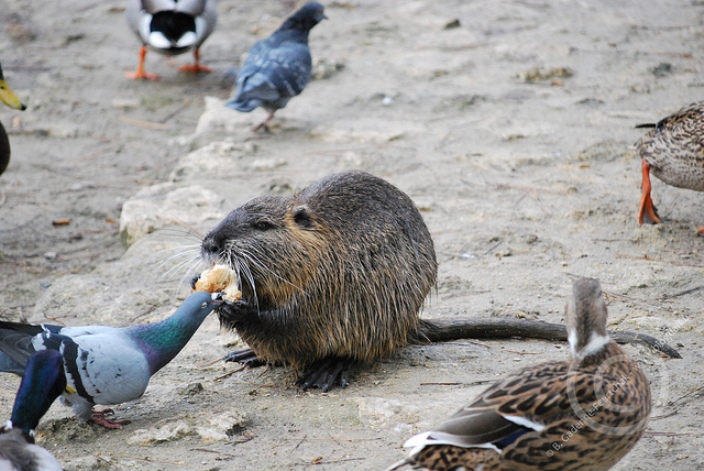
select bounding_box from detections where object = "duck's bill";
[0,80,26,111]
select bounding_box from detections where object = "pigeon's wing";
[0,321,51,367]
[60,331,151,406]
[58,325,120,337]
[0,352,26,374]
[233,39,312,104]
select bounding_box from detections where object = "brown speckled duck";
[636,100,704,232]
[0,62,27,176]
[387,277,651,471]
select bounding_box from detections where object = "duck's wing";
[405,361,572,457]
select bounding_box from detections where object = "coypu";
[194,171,680,392]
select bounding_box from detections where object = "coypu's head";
[201,195,331,309]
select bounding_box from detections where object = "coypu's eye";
[253,219,275,231]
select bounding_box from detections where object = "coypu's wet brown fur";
[200,171,437,373]
[198,171,680,390]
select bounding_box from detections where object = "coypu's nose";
[201,234,222,256]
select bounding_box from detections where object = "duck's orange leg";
[124,46,159,81]
[637,159,661,225]
[179,48,212,74]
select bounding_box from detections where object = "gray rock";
[119,184,224,248]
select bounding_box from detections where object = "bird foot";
[90,408,130,429]
[124,70,159,81]
[251,121,271,133]
[697,226,704,235]
[223,348,267,368]
[252,111,277,132]
[296,357,354,393]
[637,159,661,225]
[178,63,212,74]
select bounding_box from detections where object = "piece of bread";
[194,264,242,302]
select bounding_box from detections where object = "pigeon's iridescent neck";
[128,307,210,375]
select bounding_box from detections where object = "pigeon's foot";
[252,111,276,132]
[223,348,267,368]
[296,357,354,393]
[91,408,130,429]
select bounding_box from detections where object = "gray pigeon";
[0,291,222,428]
[125,0,218,80]
[0,350,65,471]
[226,2,327,130]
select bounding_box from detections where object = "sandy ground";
[1,0,703,470]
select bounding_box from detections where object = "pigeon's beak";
[211,292,225,306]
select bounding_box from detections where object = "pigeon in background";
[227,2,327,131]
[125,0,218,80]
[0,291,222,428]
[0,350,65,471]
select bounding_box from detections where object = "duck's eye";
[254,219,274,231]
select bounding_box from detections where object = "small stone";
[178,382,203,396]
[444,18,461,29]
[650,62,672,78]
[112,98,140,109]
[249,158,287,171]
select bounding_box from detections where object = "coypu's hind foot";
[223,348,267,368]
[297,357,355,392]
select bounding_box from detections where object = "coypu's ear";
[293,205,315,229]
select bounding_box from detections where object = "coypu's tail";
[417,318,681,359]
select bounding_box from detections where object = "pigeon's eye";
[201,302,208,309]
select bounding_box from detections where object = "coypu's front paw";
[189,274,201,290]
[216,299,258,322]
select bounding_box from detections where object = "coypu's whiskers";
[178,252,211,293]
[236,258,258,307]
[156,222,207,242]
[152,244,203,285]
[218,242,257,304]
[243,245,304,293]
[135,234,203,290]
[232,250,261,306]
